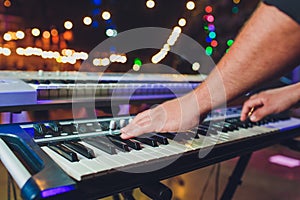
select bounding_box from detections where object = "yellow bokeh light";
[51,29,58,36]
[192,62,201,71]
[42,31,50,39]
[64,21,73,30]
[146,0,155,9]
[83,16,92,25]
[102,11,111,20]
[133,64,140,71]
[178,18,186,27]
[31,28,40,37]
[186,1,195,10]
[16,31,25,39]
[3,33,12,41]
[233,0,240,4]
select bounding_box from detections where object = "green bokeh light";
[205,46,213,56]
[227,39,234,46]
[134,58,142,66]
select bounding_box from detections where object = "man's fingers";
[240,97,263,121]
[249,106,274,122]
[120,123,154,139]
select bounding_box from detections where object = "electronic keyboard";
[0,70,204,107]
[1,107,300,200]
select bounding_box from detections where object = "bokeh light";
[31,28,40,37]
[102,11,111,20]
[186,1,195,10]
[146,0,155,9]
[64,21,73,30]
[83,16,92,25]
[178,18,186,27]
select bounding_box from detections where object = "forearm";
[195,2,300,115]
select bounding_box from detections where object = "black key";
[198,124,209,129]
[197,127,208,136]
[49,143,79,162]
[157,132,176,140]
[107,136,130,152]
[25,79,40,84]
[151,135,169,145]
[39,80,51,84]
[85,137,116,155]
[223,122,238,131]
[49,80,65,84]
[198,124,219,135]
[64,141,95,159]
[134,137,158,147]
[110,135,142,150]
[211,123,228,133]
[171,132,195,142]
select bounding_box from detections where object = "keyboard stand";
[220,153,252,200]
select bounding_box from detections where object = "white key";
[41,146,94,181]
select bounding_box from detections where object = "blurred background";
[0,0,260,73]
[2,1,300,200]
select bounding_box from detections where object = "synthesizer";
[0,71,204,108]
[1,107,300,200]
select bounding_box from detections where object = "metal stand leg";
[121,190,136,200]
[220,153,252,200]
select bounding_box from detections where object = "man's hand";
[240,83,300,122]
[120,91,203,139]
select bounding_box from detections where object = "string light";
[203,4,217,57]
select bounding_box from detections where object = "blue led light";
[92,21,99,28]
[41,185,76,198]
[93,0,102,6]
[105,19,112,24]
[92,8,101,15]
[205,36,212,43]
